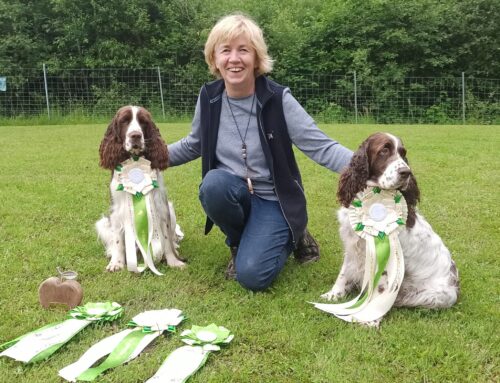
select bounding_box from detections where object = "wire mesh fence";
[0,66,498,124]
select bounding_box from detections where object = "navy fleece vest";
[199,76,307,245]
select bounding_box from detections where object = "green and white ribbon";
[146,324,234,383]
[313,187,407,323]
[0,302,123,363]
[116,157,176,276]
[59,308,184,382]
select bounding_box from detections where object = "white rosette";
[313,187,407,324]
[59,309,184,382]
[347,187,408,239]
[117,157,158,196]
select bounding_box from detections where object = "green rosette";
[68,301,124,322]
[180,324,234,351]
[0,302,123,364]
[146,324,234,383]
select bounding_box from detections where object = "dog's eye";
[119,117,131,125]
[379,147,390,156]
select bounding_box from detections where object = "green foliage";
[1,0,498,76]
[0,0,498,123]
[0,123,498,382]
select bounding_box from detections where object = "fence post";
[353,71,358,123]
[461,72,466,124]
[157,66,166,119]
[43,63,50,119]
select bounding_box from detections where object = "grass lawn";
[0,122,498,382]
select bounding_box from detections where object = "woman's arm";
[283,89,353,173]
[168,96,202,166]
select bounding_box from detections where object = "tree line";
[1,0,498,122]
[2,0,498,77]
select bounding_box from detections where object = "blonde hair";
[204,14,274,78]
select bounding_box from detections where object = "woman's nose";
[228,49,240,61]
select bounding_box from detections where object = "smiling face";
[214,35,257,97]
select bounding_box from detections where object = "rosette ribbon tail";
[313,234,404,322]
[0,302,123,364]
[124,193,163,276]
[59,308,184,382]
[146,324,234,383]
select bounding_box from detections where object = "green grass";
[0,123,498,382]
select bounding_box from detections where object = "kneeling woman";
[168,14,352,291]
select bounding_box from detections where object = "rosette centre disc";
[196,330,218,342]
[128,168,145,184]
[369,202,388,222]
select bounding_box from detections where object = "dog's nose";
[398,167,411,178]
[129,132,142,141]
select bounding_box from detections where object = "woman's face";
[215,35,257,97]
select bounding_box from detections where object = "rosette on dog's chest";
[349,187,407,239]
[312,187,407,324]
[115,157,158,196]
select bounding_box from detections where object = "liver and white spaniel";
[96,106,185,272]
[322,132,459,315]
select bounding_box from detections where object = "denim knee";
[199,169,230,204]
[236,259,276,292]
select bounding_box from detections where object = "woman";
[168,14,352,291]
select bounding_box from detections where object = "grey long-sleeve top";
[168,88,353,200]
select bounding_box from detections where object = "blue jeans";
[199,169,293,291]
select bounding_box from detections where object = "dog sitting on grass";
[320,132,459,326]
[96,106,185,273]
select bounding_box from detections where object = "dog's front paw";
[320,287,347,301]
[167,257,187,269]
[359,318,382,329]
[106,259,124,272]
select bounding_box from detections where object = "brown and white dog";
[96,106,185,272]
[321,132,459,319]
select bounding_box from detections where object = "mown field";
[0,123,498,382]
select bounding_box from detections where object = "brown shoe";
[225,246,238,280]
[293,229,320,264]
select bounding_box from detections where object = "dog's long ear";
[99,114,128,170]
[144,117,169,170]
[401,173,420,228]
[337,140,370,207]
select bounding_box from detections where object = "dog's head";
[99,106,169,170]
[337,132,420,227]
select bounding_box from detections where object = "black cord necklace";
[226,92,256,194]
